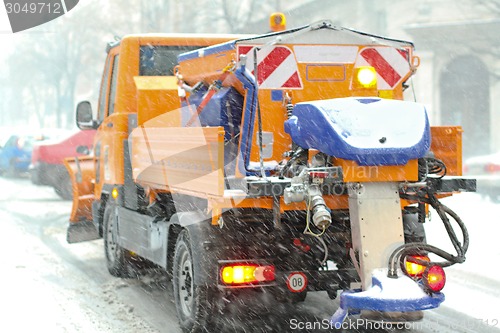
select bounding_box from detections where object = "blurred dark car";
[30,129,96,199]
[0,133,37,176]
[464,152,500,202]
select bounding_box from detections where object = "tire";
[6,160,17,178]
[54,171,73,200]
[30,168,41,185]
[173,230,219,333]
[403,212,426,244]
[103,203,136,278]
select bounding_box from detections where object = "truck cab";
[66,34,245,240]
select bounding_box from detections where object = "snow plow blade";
[67,220,99,243]
[64,156,99,243]
[330,270,444,326]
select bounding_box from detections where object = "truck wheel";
[173,230,218,333]
[403,212,426,243]
[103,203,135,278]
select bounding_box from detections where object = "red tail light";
[485,163,500,173]
[423,265,446,292]
[404,255,430,278]
[220,264,275,285]
[309,171,329,178]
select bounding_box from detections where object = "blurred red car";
[30,129,96,199]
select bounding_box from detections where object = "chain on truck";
[64,13,476,332]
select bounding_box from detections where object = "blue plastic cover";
[182,87,243,141]
[284,97,430,166]
[182,87,243,175]
[178,40,236,62]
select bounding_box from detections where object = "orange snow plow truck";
[66,18,475,332]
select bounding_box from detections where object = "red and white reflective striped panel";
[355,47,411,90]
[237,45,302,89]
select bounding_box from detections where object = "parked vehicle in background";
[30,129,96,200]
[0,129,71,178]
[0,132,37,177]
[464,152,500,202]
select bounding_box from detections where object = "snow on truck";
[66,17,476,332]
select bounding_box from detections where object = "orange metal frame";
[69,32,464,226]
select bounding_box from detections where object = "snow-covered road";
[0,177,498,333]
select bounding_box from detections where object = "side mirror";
[76,145,90,155]
[76,101,98,130]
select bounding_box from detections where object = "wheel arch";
[169,211,220,286]
[93,192,109,237]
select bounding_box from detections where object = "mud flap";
[174,212,217,286]
[67,220,100,243]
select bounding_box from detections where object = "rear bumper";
[217,267,359,293]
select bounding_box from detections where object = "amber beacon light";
[270,12,286,32]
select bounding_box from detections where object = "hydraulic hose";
[278,147,305,179]
[388,191,469,278]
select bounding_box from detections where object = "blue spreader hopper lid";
[284,97,430,166]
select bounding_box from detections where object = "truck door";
[94,48,120,199]
[65,49,119,243]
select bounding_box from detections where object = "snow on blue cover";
[284,97,430,166]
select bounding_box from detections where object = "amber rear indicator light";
[404,255,430,278]
[220,264,275,285]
